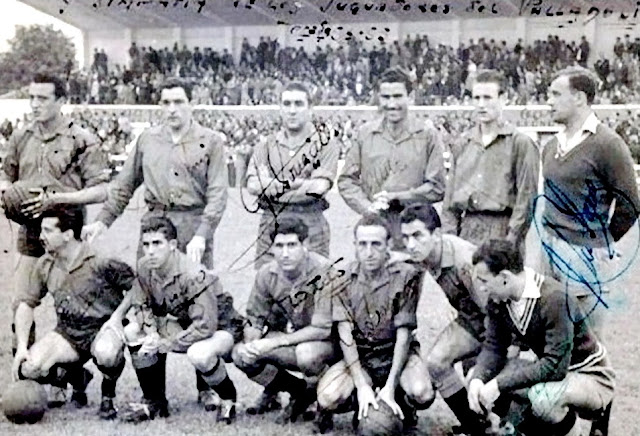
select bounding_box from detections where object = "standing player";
[399,204,491,435]
[245,81,339,269]
[338,67,445,244]
[539,66,640,336]
[0,73,110,405]
[468,240,614,436]
[442,69,539,252]
[119,216,243,423]
[316,215,435,434]
[232,217,338,425]
[82,78,228,270]
[12,206,135,420]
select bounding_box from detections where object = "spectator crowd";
[55,32,640,106]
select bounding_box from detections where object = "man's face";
[355,225,389,273]
[40,217,70,254]
[160,87,192,130]
[280,90,311,132]
[29,83,63,124]
[272,233,306,272]
[471,262,508,303]
[141,231,175,270]
[401,220,437,264]
[378,82,410,124]
[547,76,578,125]
[472,82,503,124]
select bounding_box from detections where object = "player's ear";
[499,270,514,286]
[169,239,178,251]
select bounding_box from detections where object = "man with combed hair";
[467,239,615,436]
[83,78,228,270]
[338,67,445,245]
[539,66,640,336]
[12,206,134,420]
[233,217,339,427]
[399,203,492,435]
[442,69,539,252]
[316,215,435,434]
[245,81,339,269]
[118,216,244,423]
[0,73,110,405]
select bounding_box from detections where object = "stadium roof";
[19,0,637,31]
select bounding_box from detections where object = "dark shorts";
[357,339,421,388]
[217,293,245,344]
[18,222,45,257]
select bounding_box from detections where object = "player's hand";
[467,378,485,414]
[82,221,107,242]
[12,346,29,381]
[139,332,161,355]
[356,384,379,420]
[20,189,53,219]
[376,384,404,420]
[479,379,500,411]
[157,338,173,354]
[187,235,206,265]
[250,338,279,356]
[235,343,258,365]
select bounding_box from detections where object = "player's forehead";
[29,83,56,99]
[549,75,572,94]
[273,233,301,244]
[472,81,500,98]
[41,217,61,231]
[400,219,429,235]
[379,82,408,96]
[160,87,189,102]
[141,231,169,244]
[281,90,308,105]
[355,225,388,242]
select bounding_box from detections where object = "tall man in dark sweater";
[468,240,614,436]
[539,66,640,339]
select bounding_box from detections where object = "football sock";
[134,353,167,403]
[96,359,125,398]
[265,369,307,397]
[443,388,487,432]
[213,376,237,401]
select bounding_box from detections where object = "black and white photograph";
[0,1,639,435]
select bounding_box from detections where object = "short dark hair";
[553,66,597,104]
[354,214,392,240]
[281,81,313,106]
[399,203,441,233]
[270,217,309,243]
[41,206,85,240]
[140,216,178,242]
[377,67,413,94]
[32,73,67,99]
[471,239,523,275]
[158,78,192,101]
[474,69,507,95]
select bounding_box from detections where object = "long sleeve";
[196,134,228,239]
[338,134,373,215]
[507,134,540,245]
[474,301,511,383]
[494,296,573,391]
[601,136,640,242]
[96,135,145,227]
[402,128,445,204]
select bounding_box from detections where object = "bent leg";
[295,340,336,377]
[317,360,356,412]
[21,331,80,379]
[400,352,435,409]
[91,327,126,399]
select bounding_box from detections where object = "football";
[2,380,48,424]
[357,402,404,436]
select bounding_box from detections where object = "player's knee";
[19,360,45,380]
[528,388,567,423]
[123,322,143,344]
[295,343,326,376]
[93,341,123,368]
[231,344,255,371]
[426,348,454,377]
[317,381,345,411]
[187,343,212,371]
[404,378,436,408]
[317,365,351,411]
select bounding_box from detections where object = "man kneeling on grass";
[316,214,435,434]
[232,217,340,427]
[12,206,135,420]
[467,239,615,436]
[119,216,244,424]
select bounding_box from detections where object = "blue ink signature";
[532,178,640,321]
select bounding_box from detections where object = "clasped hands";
[235,337,280,366]
[467,378,500,414]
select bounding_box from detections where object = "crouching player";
[120,216,244,424]
[316,215,435,434]
[11,206,135,420]
[232,217,339,426]
[467,240,615,436]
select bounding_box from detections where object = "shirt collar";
[274,122,316,147]
[520,266,544,300]
[26,115,72,139]
[556,112,600,139]
[151,250,185,286]
[66,242,97,273]
[160,119,205,145]
[427,237,454,279]
[469,120,516,146]
[371,116,425,136]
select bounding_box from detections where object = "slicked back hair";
[471,239,523,275]
[140,216,178,242]
[553,66,598,105]
[32,73,67,99]
[269,216,309,243]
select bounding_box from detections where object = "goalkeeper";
[12,206,135,420]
